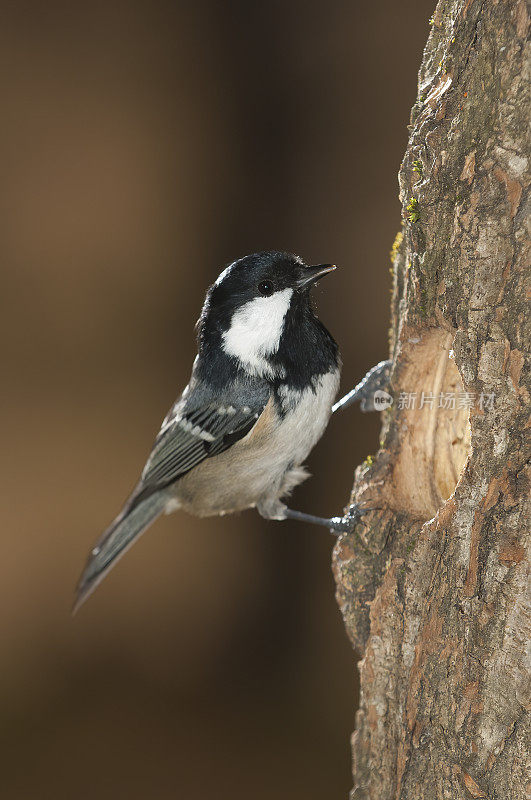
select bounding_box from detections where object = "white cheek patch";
[222,288,293,375]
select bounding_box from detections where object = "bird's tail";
[73,491,168,614]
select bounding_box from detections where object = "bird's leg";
[258,499,365,535]
[332,359,392,414]
[283,505,365,534]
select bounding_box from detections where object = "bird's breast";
[271,369,341,461]
[171,368,340,516]
[228,368,341,459]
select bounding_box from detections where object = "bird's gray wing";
[139,399,265,494]
[73,395,267,612]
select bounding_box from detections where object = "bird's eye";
[258,280,275,296]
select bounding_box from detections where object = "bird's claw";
[329,503,367,534]
[330,500,384,535]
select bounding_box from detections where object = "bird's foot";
[281,502,367,535]
[332,359,392,414]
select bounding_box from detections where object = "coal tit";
[74,251,390,611]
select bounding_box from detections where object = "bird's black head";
[206,250,335,310]
[197,251,339,387]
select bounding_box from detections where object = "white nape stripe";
[214,263,235,286]
[222,288,293,376]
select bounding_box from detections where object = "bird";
[74,251,390,612]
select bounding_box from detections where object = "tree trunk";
[333,1,530,798]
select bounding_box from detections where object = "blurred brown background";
[1,2,433,798]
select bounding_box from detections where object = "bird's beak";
[296,264,336,289]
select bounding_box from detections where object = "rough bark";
[332,1,530,798]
